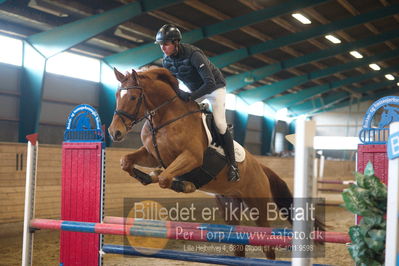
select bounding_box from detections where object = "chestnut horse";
[108,67,321,259]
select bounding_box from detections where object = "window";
[0,34,22,66]
[46,51,100,82]
[314,136,359,150]
[248,101,264,116]
[275,108,293,123]
[226,93,236,110]
[235,96,248,113]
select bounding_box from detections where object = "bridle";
[114,84,178,131]
[113,83,201,168]
[114,85,146,130]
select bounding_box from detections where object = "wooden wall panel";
[0,142,356,237]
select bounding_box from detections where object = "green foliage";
[342,162,387,265]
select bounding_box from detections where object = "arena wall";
[0,142,355,237]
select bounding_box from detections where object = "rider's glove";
[177,90,192,102]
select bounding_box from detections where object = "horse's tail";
[261,164,326,232]
[261,164,293,223]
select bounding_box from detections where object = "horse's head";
[108,67,181,142]
[108,68,147,142]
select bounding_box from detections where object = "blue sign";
[359,96,399,144]
[388,131,399,160]
[64,104,104,142]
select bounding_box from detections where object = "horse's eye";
[130,96,136,101]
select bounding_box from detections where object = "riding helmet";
[155,24,182,44]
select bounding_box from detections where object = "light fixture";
[369,63,381,71]
[28,0,69,17]
[397,82,399,87]
[385,74,395,80]
[349,51,363,59]
[244,76,254,83]
[292,13,311,24]
[325,35,341,44]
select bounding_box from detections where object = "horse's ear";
[114,67,125,82]
[131,69,139,82]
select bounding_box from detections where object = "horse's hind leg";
[215,195,246,257]
[244,198,276,260]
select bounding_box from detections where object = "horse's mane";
[138,67,179,93]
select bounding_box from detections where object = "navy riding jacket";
[162,43,226,100]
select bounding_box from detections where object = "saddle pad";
[201,114,246,162]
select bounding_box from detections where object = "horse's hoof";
[170,181,196,193]
[120,157,133,172]
[182,181,196,193]
[263,246,276,260]
[159,177,172,188]
[131,168,153,185]
[150,169,162,177]
[149,170,161,183]
[233,245,245,257]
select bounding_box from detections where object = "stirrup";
[228,165,240,182]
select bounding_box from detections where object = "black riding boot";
[221,130,240,182]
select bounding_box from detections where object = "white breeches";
[196,87,227,134]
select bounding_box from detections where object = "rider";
[155,24,240,182]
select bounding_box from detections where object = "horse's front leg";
[158,150,202,193]
[121,146,161,185]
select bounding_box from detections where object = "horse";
[378,105,399,128]
[108,67,324,259]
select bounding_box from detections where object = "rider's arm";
[189,51,216,100]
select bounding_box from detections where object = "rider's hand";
[177,90,192,102]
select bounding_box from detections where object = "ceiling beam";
[103,0,330,69]
[311,90,394,116]
[226,28,399,92]
[238,48,399,104]
[146,10,263,81]
[338,0,397,51]
[239,0,328,85]
[210,4,399,68]
[333,0,396,84]
[184,0,285,79]
[300,7,367,86]
[146,9,252,75]
[266,65,399,109]
[186,0,304,78]
[289,81,396,115]
[184,1,305,85]
[27,0,183,58]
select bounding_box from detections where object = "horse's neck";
[149,96,196,127]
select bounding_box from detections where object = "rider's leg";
[199,87,240,182]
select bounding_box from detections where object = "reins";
[114,84,201,168]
